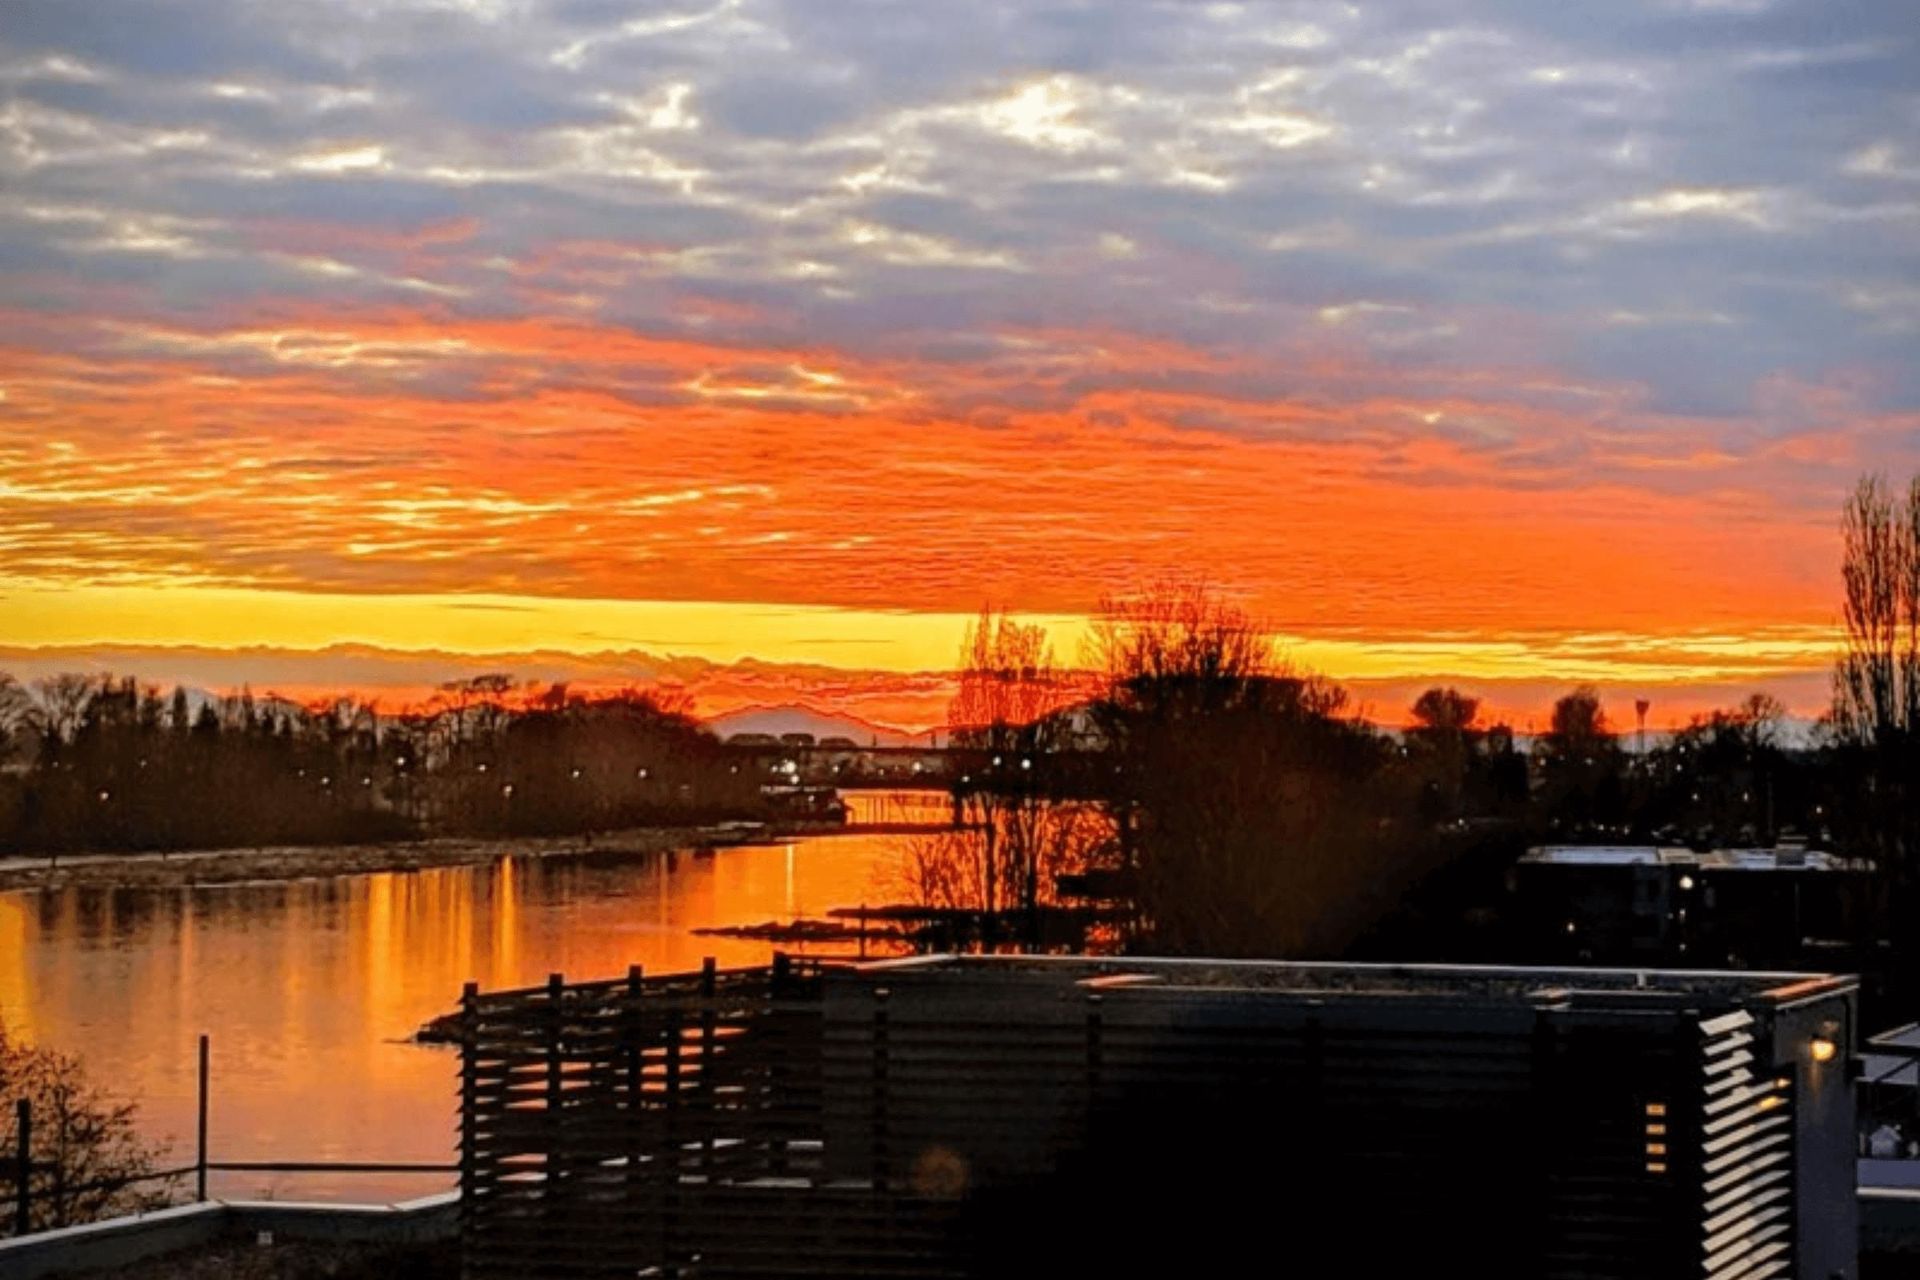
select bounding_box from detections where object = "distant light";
[1678,874,1695,892]
[502,783,515,798]
[396,756,408,768]
[1564,920,1577,934]
[478,763,489,773]
[1020,758,1032,770]
[992,756,1002,767]
[1810,1036,1838,1065]
[361,776,371,787]
[571,768,582,779]
[637,767,650,779]
[97,789,111,803]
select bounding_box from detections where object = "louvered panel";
[1698,1016,1794,1280]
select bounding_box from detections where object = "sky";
[1,0,1917,730]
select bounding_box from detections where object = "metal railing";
[4,1033,457,1238]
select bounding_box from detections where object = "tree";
[0,1022,175,1234]
[1834,474,1920,748]
[1406,687,1483,824]
[0,675,33,764]
[1535,686,1625,832]
[30,675,97,750]
[1083,582,1408,957]
[1411,687,1481,735]
[1651,694,1795,846]
[941,607,1083,937]
[1831,473,1920,999]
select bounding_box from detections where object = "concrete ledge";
[0,1193,459,1279]
[222,1191,460,1245]
[0,1203,227,1279]
[1861,1186,1920,1256]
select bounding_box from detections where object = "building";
[456,956,1859,1279]
[1513,844,1871,969]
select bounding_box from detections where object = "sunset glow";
[3,2,1916,726]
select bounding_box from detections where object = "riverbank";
[0,822,793,894]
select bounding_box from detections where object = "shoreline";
[0,822,812,895]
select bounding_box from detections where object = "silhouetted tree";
[1406,687,1483,822]
[1534,685,1625,832]
[942,607,1083,933]
[1411,687,1481,735]
[0,1021,176,1234]
[1085,583,1415,956]
[1831,473,1920,999]
[1643,695,1797,847]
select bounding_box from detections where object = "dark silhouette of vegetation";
[1832,472,1920,1005]
[0,1020,176,1234]
[904,607,1106,946]
[0,675,761,856]
[1081,582,1425,956]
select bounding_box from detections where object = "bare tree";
[29,675,98,748]
[0,675,34,763]
[1083,582,1405,957]
[1,1023,176,1234]
[1831,473,1920,990]
[1835,474,1920,748]
[945,607,1081,933]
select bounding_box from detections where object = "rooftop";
[1521,843,1857,871]
[847,953,1854,1009]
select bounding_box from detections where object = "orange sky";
[3,4,1917,731]
[0,301,1895,729]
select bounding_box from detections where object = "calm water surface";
[0,819,921,1201]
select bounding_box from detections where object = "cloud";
[0,0,1914,692]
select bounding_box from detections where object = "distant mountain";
[704,704,926,747]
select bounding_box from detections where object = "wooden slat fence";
[458,960,1829,1280]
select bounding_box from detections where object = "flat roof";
[846,954,1855,1008]
[1522,844,1854,871]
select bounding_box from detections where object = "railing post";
[195,1034,209,1202]
[624,965,643,1216]
[699,959,717,1175]
[663,986,682,1276]
[14,1098,30,1236]
[545,972,564,1206]
[459,981,478,1236]
[872,986,890,1195]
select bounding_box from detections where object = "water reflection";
[0,829,905,1201]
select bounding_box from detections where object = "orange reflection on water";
[0,830,906,1200]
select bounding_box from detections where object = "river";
[0,808,932,1203]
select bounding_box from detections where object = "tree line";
[923,472,1920,975]
[0,676,763,855]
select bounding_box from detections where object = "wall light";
[1809,1036,1838,1065]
